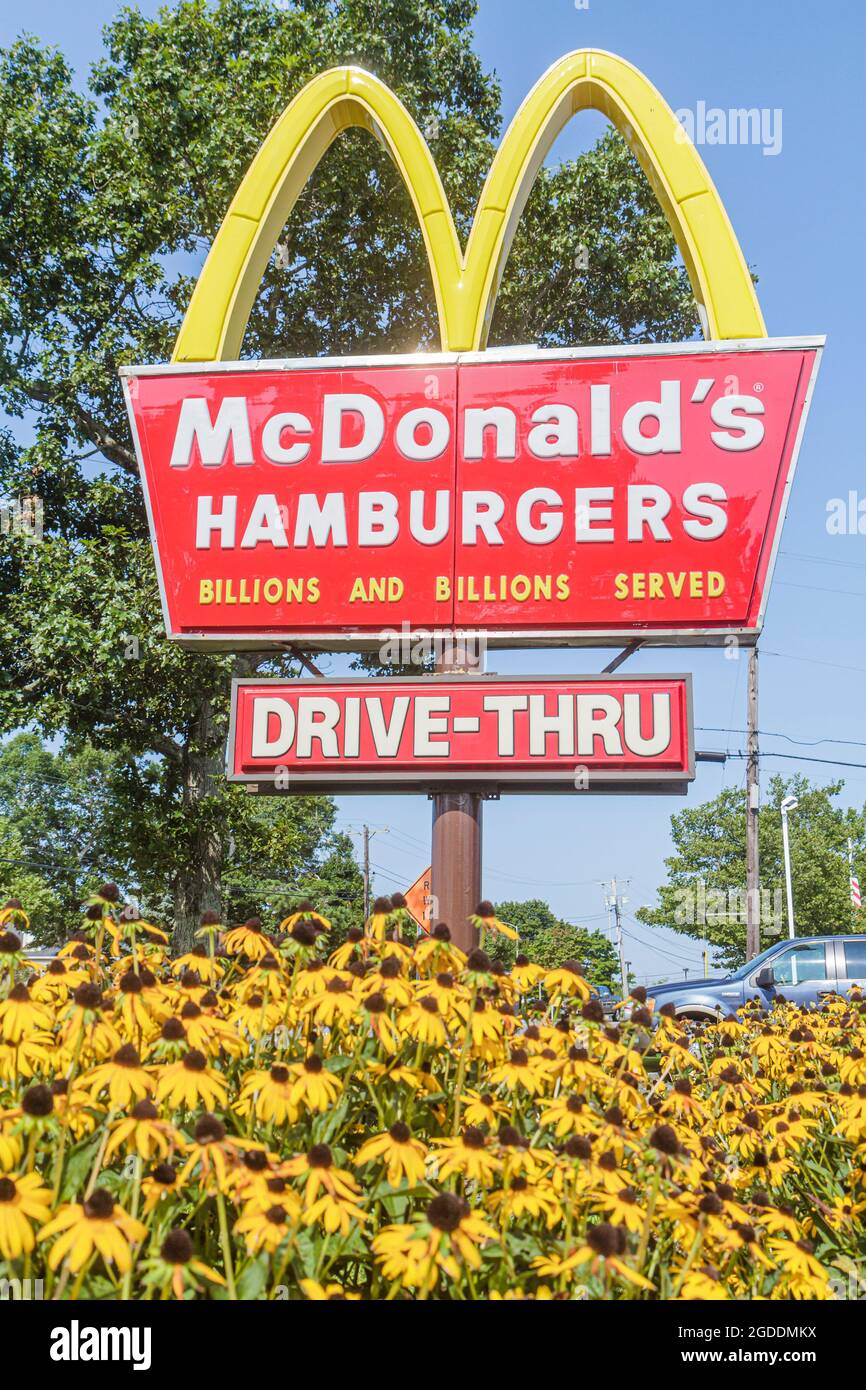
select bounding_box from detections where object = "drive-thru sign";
[228,674,694,794]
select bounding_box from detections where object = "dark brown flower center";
[426,1192,467,1233]
[84,1188,115,1220]
[161,1228,193,1264]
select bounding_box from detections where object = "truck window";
[770,942,826,986]
[843,941,866,978]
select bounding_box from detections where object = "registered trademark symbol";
[753,382,764,392]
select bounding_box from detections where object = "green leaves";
[638,773,866,969]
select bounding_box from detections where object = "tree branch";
[24,380,137,474]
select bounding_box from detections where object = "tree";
[0,1,698,948]
[493,898,620,988]
[0,730,364,946]
[0,732,123,941]
[637,775,866,970]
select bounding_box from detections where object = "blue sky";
[3,0,865,980]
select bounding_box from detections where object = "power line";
[780,548,866,571]
[776,579,866,598]
[725,750,866,770]
[762,649,866,677]
[697,726,866,751]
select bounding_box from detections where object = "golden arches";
[172,49,765,363]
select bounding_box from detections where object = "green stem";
[215,1191,237,1300]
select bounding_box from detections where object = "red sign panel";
[227,675,694,794]
[123,340,821,647]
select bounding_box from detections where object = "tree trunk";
[172,696,225,955]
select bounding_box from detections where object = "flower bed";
[0,891,862,1300]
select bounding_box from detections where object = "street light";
[780,796,799,939]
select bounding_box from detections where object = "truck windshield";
[726,942,784,982]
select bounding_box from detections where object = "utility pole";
[746,645,761,959]
[362,825,371,921]
[781,795,799,938]
[431,639,483,953]
[608,877,629,1000]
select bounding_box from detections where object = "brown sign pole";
[431,641,482,953]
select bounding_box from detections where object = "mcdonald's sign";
[122,50,822,649]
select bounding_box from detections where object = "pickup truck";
[641,934,866,1021]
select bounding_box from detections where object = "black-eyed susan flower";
[359,991,400,1054]
[38,1186,146,1273]
[104,1099,177,1163]
[224,917,273,961]
[397,994,448,1048]
[299,1278,361,1300]
[234,1202,295,1255]
[362,954,413,1007]
[372,1192,496,1294]
[0,983,52,1042]
[0,1171,51,1258]
[462,1089,510,1129]
[543,960,592,1004]
[366,896,393,944]
[288,1053,342,1114]
[280,900,331,935]
[237,1063,298,1126]
[428,1128,502,1185]
[60,981,120,1058]
[489,1045,552,1096]
[87,1044,154,1109]
[140,1227,225,1298]
[354,1122,427,1187]
[0,1033,55,1083]
[558,1221,654,1291]
[284,1143,366,1236]
[488,1173,562,1228]
[329,926,365,971]
[510,954,545,993]
[301,976,359,1028]
[453,994,505,1050]
[0,901,28,934]
[178,1113,238,1192]
[469,900,518,942]
[113,970,159,1041]
[414,923,466,976]
[141,1162,180,1216]
[177,1000,246,1058]
[171,945,224,986]
[155,1049,228,1112]
[30,956,85,1003]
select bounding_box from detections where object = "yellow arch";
[172,49,765,362]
